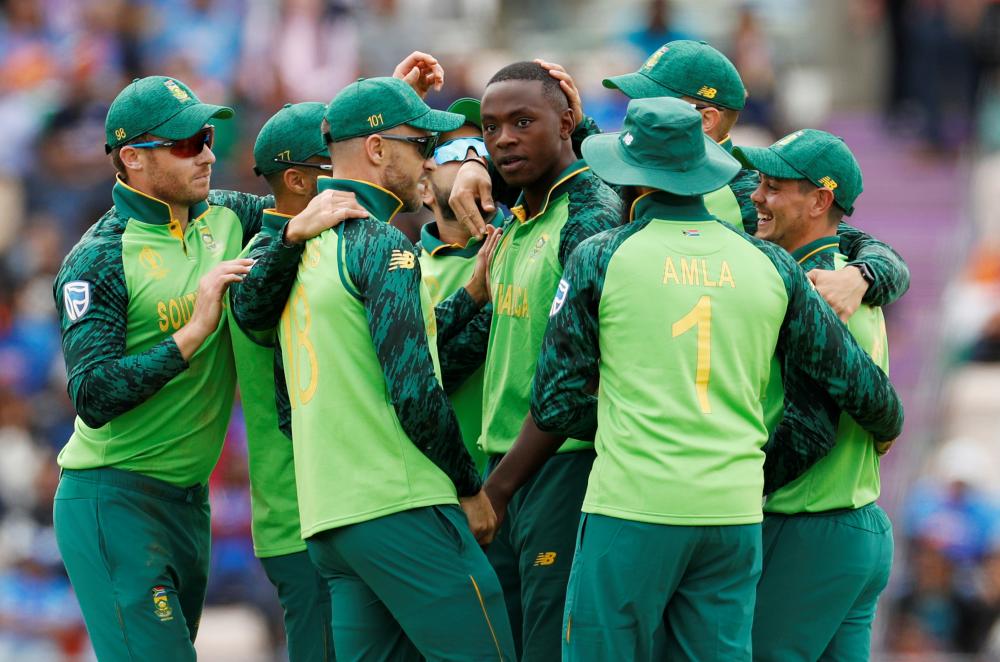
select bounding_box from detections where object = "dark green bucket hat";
[253,102,328,176]
[582,97,740,196]
[105,76,233,153]
[446,97,482,129]
[603,40,746,111]
[733,129,863,215]
[324,77,465,142]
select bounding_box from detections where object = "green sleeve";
[836,222,911,306]
[229,217,305,332]
[531,222,645,438]
[728,168,763,234]
[757,238,904,442]
[571,115,602,158]
[207,189,275,246]
[438,305,491,394]
[762,362,840,494]
[54,222,187,429]
[434,287,483,346]
[558,172,625,268]
[343,219,481,496]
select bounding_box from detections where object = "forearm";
[837,222,910,306]
[230,225,304,331]
[434,286,485,345]
[439,305,491,392]
[484,415,564,505]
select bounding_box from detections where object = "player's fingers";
[806,269,821,284]
[478,178,496,213]
[534,58,565,73]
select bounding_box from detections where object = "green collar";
[317,177,404,223]
[418,222,482,258]
[631,190,714,222]
[112,177,209,226]
[510,159,590,223]
[718,135,734,154]
[791,236,841,268]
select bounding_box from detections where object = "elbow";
[68,380,112,429]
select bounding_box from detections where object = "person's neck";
[783,226,836,254]
[273,192,310,217]
[168,202,190,229]
[330,165,382,187]
[521,147,576,218]
[434,211,473,246]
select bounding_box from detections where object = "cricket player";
[50,76,344,660]
[417,97,492,473]
[734,130,895,661]
[483,97,904,662]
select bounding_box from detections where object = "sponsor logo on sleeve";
[63,281,92,321]
[550,278,570,317]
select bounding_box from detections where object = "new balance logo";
[388,250,415,271]
[533,552,557,567]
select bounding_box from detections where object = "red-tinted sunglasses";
[129,126,215,158]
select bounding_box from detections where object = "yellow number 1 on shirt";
[672,295,712,413]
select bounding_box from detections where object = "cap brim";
[446,98,481,129]
[732,146,804,180]
[602,72,683,101]
[407,108,465,134]
[582,133,740,196]
[154,103,234,140]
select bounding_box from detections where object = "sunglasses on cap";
[433,137,488,165]
[129,126,214,159]
[272,158,332,172]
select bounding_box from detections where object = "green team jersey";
[275,178,481,537]
[765,239,888,513]
[230,211,305,558]
[531,191,903,526]
[416,222,487,472]
[471,161,622,456]
[568,118,911,307]
[54,180,269,487]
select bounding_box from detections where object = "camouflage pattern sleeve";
[762,365,840,494]
[571,115,602,159]
[755,237,904,441]
[438,305,491,394]
[229,221,304,333]
[343,219,482,496]
[54,220,187,429]
[434,286,483,346]
[728,168,763,234]
[207,189,275,245]
[532,222,645,438]
[836,222,911,307]
[558,172,624,268]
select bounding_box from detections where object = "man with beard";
[269,77,515,660]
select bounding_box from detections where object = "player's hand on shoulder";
[807,266,867,322]
[459,489,499,545]
[284,189,369,244]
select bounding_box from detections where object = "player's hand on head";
[449,161,495,240]
[459,489,499,545]
[393,51,444,99]
[807,267,867,322]
[284,189,369,244]
[534,58,584,125]
[465,225,503,305]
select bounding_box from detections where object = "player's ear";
[812,186,836,219]
[283,167,307,195]
[558,107,575,140]
[700,106,721,135]
[118,146,144,172]
[364,134,387,166]
[419,175,434,209]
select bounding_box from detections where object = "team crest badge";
[163,79,191,104]
[641,46,668,73]
[550,279,570,317]
[139,246,169,280]
[152,586,173,621]
[529,233,549,261]
[63,281,92,321]
[199,226,220,254]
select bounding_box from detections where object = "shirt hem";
[583,504,763,526]
[301,494,459,538]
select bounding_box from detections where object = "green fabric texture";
[753,504,893,661]
[484,450,596,662]
[582,97,740,196]
[324,77,464,142]
[603,39,747,110]
[253,102,328,175]
[305,505,516,661]
[733,129,864,215]
[563,514,761,662]
[260,551,334,662]
[54,468,211,661]
[447,97,482,129]
[105,76,233,149]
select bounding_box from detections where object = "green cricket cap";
[253,102,328,176]
[733,129,863,215]
[582,97,740,196]
[105,76,233,153]
[324,77,465,142]
[603,40,746,111]
[446,97,482,129]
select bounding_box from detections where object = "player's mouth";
[756,208,773,228]
[496,155,528,175]
[193,170,212,183]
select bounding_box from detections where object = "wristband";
[852,262,875,286]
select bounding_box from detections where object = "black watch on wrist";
[853,262,875,286]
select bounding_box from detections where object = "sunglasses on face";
[272,158,333,171]
[433,137,488,165]
[378,133,440,160]
[130,126,215,159]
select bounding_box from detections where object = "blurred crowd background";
[1,0,1000,659]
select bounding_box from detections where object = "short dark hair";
[486,61,568,113]
[797,179,845,223]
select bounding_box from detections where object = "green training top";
[531,191,903,526]
[417,222,487,473]
[277,178,480,537]
[230,211,305,558]
[54,181,269,487]
[765,238,888,513]
[447,160,622,456]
